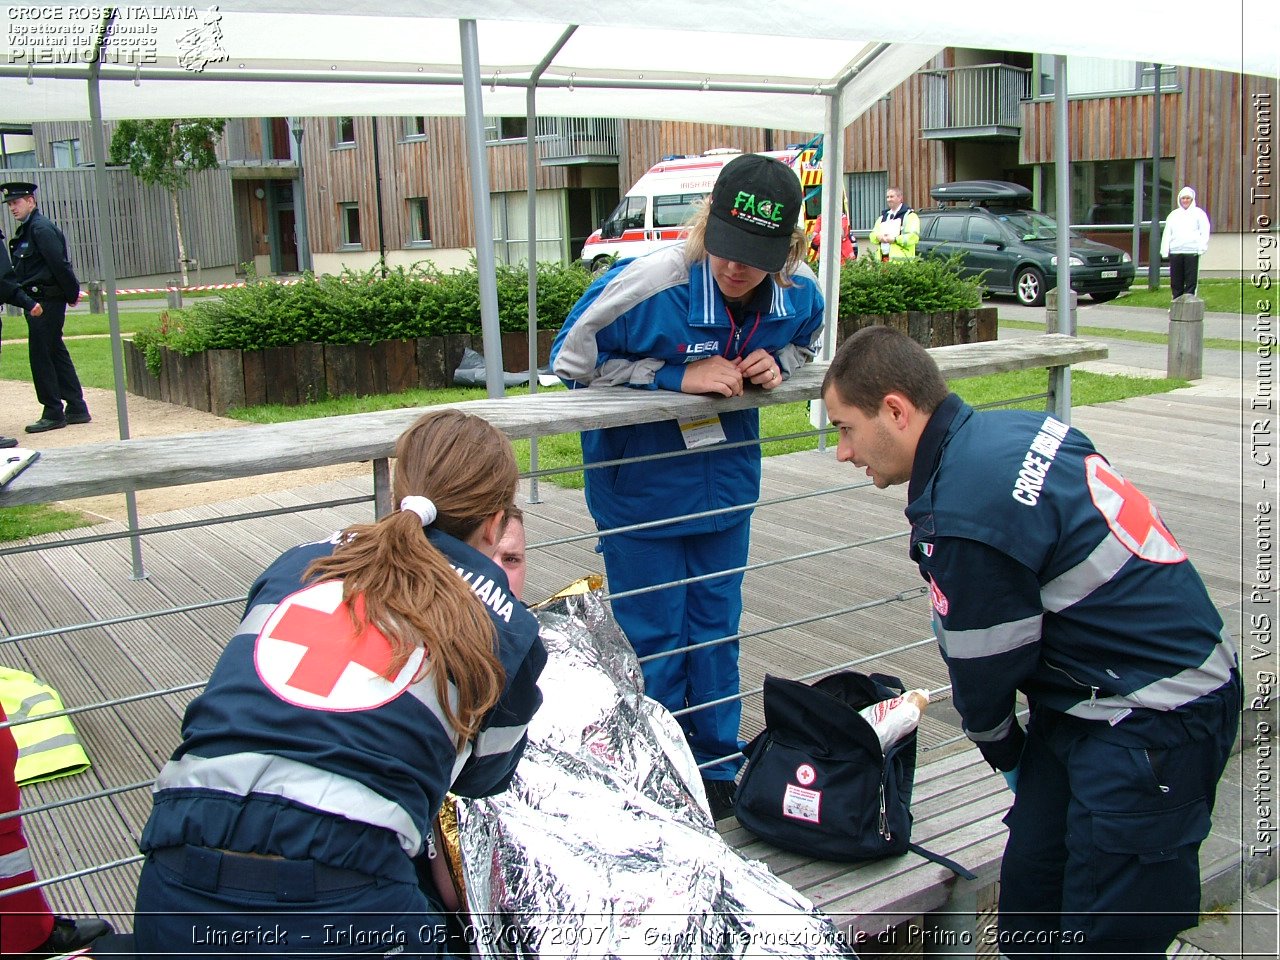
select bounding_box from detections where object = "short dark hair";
[822,326,949,415]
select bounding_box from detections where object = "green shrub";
[134,260,595,374]
[838,253,983,316]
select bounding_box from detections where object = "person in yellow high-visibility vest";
[869,186,921,261]
[0,667,90,785]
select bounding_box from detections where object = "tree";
[109,118,227,287]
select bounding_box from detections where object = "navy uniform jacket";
[907,394,1237,771]
[9,209,80,304]
[0,232,37,312]
[140,527,546,885]
[551,244,824,536]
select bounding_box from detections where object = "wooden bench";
[721,746,1012,958]
[0,335,1107,508]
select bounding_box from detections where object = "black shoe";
[0,435,16,449]
[25,418,67,434]
[702,777,737,821]
[26,916,114,958]
[65,411,92,425]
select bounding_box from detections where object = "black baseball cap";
[0,182,37,202]
[704,154,802,273]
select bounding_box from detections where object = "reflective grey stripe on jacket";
[553,246,690,385]
[1063,632,1239,722]
[1040,535,1133,612]
[155,751,424,856]
[934,613,1041,659]
[964,709,1018,743]
[0,845,34,881]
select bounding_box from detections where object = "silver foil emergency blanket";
[455,588,853,958]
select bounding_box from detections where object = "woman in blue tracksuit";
[132,410,546,957]
[551,154,824,818]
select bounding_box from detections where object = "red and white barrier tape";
[102,277,305,296]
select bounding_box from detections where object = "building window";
[403,116,428,140]
[1039,158,1174,226]
[340,202,362,248]
[335,117,356,146]
[483,116,528,143]
[51,138,84,168]
[408,197,432,246]
[1036,56,1178,97]
[845,171,888,233]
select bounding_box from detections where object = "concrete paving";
[992,296,1250,381]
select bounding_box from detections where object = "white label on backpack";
[783,783,821,823]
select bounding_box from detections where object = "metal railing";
[533,116,620,163]
[921,63,1031,135]
[0,336,1102,918]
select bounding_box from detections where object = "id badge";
[677,414,727,449]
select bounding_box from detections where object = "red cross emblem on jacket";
[1085,455,1186,563]
[254,580,424,711]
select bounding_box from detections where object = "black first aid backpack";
[734,671,974,877]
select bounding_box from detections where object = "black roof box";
[930,180,1032,204]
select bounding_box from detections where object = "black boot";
[702,777,737,820]
[24,915,114,958]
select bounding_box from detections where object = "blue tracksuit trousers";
[600,521,750,780]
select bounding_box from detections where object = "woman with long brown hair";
[132,410,546,957]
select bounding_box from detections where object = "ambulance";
[580,146,830,272]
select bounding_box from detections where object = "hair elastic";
[400,495,438,527]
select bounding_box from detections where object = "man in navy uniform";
[0,230,41,448]
[2,181,90,434]
[822,326,1240,960]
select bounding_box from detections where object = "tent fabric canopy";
[0,1,1274,129]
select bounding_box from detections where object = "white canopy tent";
[0,2,1274,126]
[0,2,1273,574]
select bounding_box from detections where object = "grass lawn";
[63,310,165,338]
[1114,277,1258,315]
[0,331,124,391]
[997,317,1246,353]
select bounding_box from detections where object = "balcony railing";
[534,116,620,165]
[921,63,1031,139]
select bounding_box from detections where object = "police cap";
[0,182,38,202]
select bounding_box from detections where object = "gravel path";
[0,376,366,522]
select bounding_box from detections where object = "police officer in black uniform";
[0,227,42,448]
[2,181,90,434]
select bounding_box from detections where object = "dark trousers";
[1168,253,1200,299]
[135,844,452,958]
[998,683,1239,959]
[26,300,87,421]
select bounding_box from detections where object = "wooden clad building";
[11,51,1271,284]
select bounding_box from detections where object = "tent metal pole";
[523,26,577,506]
[1051,55,1073,423]
[1147,63,1163,290]
[459,19,505,399]
[86,14,147,579]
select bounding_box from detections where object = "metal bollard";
[165,279,183,310]
[1044,286,1078,333]
[1167,294,1204,380]
[87,280,104,314]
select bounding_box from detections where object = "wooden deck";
[0,383,1248,929]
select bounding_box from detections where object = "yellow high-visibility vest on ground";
[0,667,91,784]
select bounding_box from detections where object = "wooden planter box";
[837,306,998,348]
[123,309,994,416]
[124,329,558,415]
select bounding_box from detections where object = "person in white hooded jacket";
[1159,186,1211,298]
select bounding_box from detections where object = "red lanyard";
[724,306,762,360]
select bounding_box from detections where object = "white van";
[580,147,824,271]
